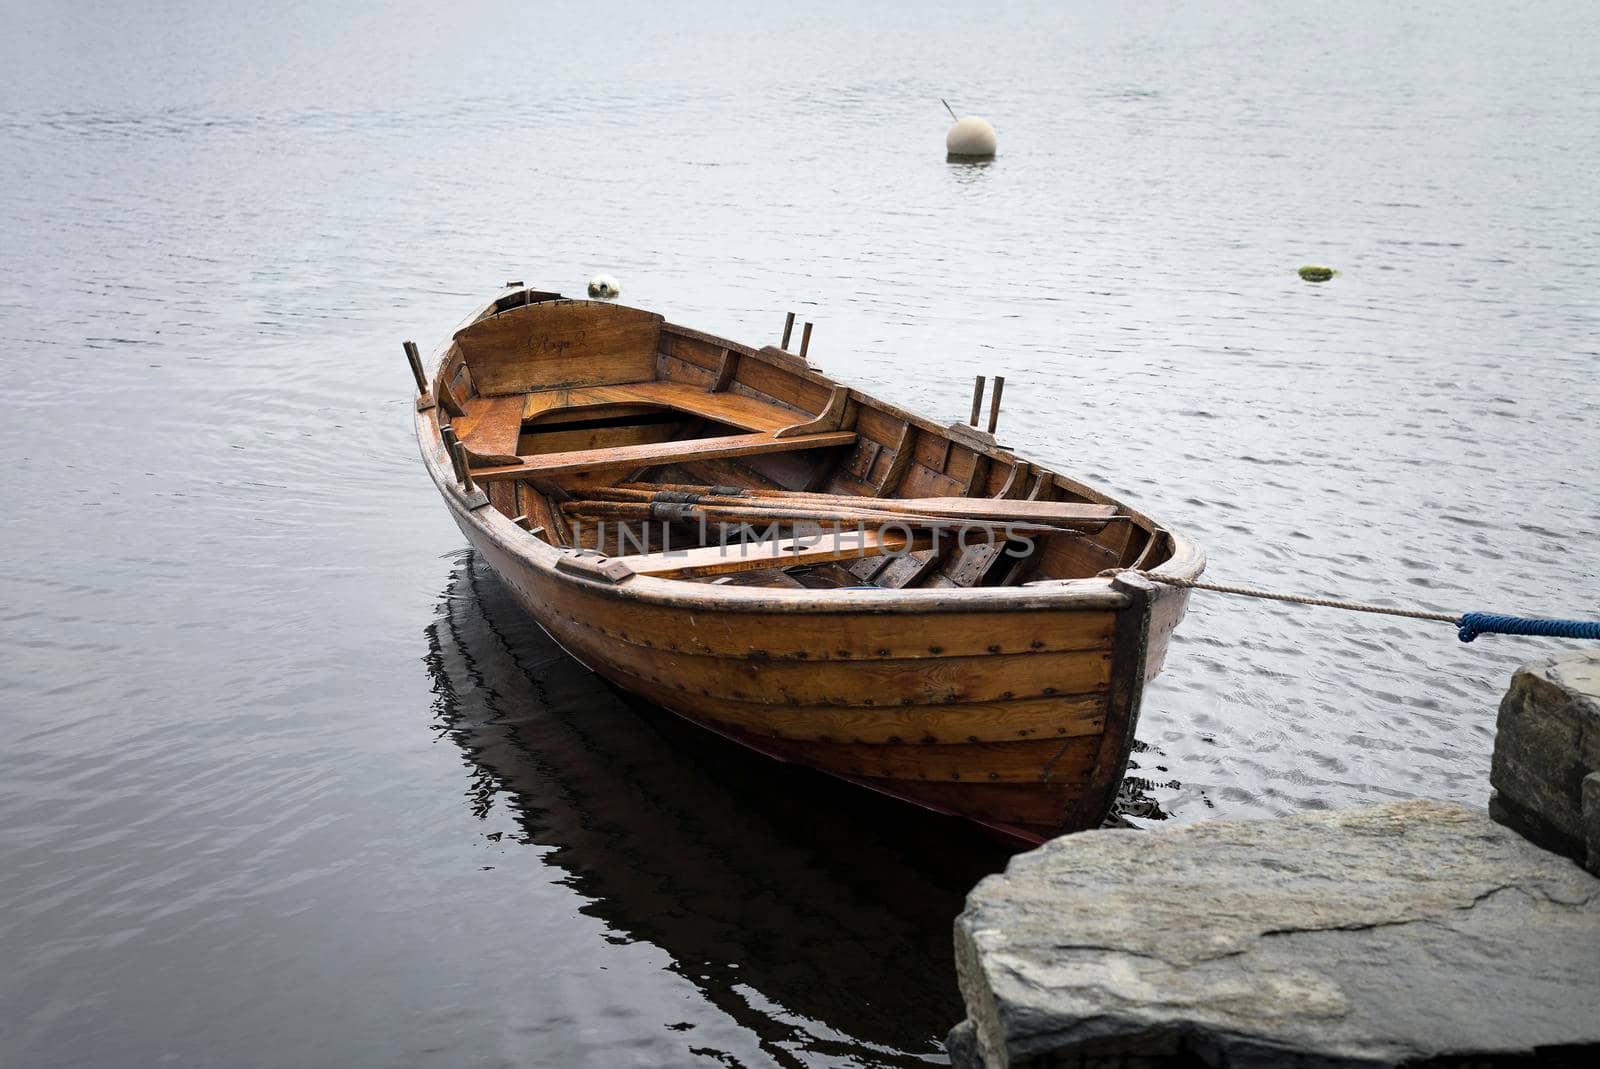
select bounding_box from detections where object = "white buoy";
[587,274,620,299]
[945,116,997,159]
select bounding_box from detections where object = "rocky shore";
[948,651,1600,1068]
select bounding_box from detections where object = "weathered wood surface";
[611,483,1119,527]
[455,299,663,395]
[522,380,791,432]
[415,289,1205,841]
[473,430,858,481]
[454,394,525,461]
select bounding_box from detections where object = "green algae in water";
[1298,265,1335,282]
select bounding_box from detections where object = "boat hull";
[444,491,1189,843]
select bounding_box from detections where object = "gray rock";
[951,800,1600,1068]
[1490,651,1600,872]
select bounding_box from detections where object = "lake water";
[3,1,1597,1065]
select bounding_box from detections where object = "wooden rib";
[774,384,850,438]
[998,461,1031,499]
[1126,527,1165,571]
[473,430,857,481]
[709,348,737,392]
[870,421,914,496]
[434,369,466,418]
[516,485,567,546]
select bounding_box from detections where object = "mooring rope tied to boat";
[1116,571,1600,644]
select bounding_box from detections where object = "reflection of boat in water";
[425,552,1009,1065]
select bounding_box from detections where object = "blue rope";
[1130,573,1600,646]
[1457,613,1600,643]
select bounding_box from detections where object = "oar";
[609,482,1120,529]
[561,499,1059,537]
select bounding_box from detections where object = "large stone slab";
[1490,651,1600,873]
[951,801,1600,1068]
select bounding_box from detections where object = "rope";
[1117,572,1599,644]
[1457,613,1600,644]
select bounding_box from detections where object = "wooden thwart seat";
[522,381,796,433]
[473,430,857,482]
[453,395,526,462]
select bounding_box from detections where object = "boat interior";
[426,293,1174,591]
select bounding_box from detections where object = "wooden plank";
[579,631,1111,706]
[519,381,790,433]
[474,430,857,481]
[542,595,1115,660]
[731,356,830,412]
[600,381,789,431]
[454,300,663,395]
[656,354,716,389]
[518,422,684,455]
[619,527,931,579]
[454,395,525,461]
[659,328,728,370]
[913,430,950,472]
[685,693,1107,745]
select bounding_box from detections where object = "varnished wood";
[473,430,857,481]
[456,299,663,395]
[774,384,850,438]
[455,395,525,463]
[413,289,1204,843]
[523,381,789,432]
[709,348,737,392]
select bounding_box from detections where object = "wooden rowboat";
[409,287,1204,843]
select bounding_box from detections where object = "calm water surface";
[3,1,1597,1065]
